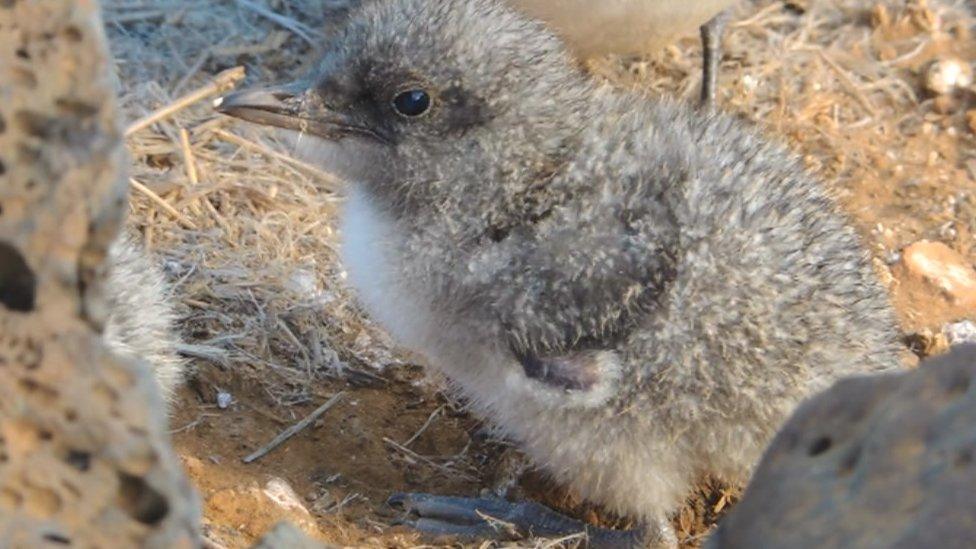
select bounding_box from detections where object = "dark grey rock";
[709,344,976,549]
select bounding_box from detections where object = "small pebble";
[216,390,233,409]
[901,240,976,308]
[944,320,976,346]
[924,58,973,96]
[263,477,311,516]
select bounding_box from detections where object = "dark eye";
[392,89,431,117]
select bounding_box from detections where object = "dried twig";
[211,128,341,189]
[242,392,345,463]
[402,404,445,448]
[125,66,246,136]
[179,128,201,185]
[473,510,520,539]
[539,532,588,549]
[730,2,783,29]
[175,342,230,368]
[880,39,929,68]
[235,0,322,45]
[178,127,203,218]
[793,47,879,117]
[169,413,220,434]
[276,317,312,378]
[180,127,234,235]
[318,492,364,515]
[105,9,168,25]
[212,30,290,58]
[383,436,476,481]
[129,178,197,229]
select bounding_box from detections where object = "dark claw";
[387,492,409,509]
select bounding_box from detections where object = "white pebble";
[216,390,233,409]
[925,58,973,95]
[263,478,310,515]
[944,320,976,346]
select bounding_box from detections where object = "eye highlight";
[392,89,431,117]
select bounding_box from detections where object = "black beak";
[215,81,309,130]
[215,81,385,142]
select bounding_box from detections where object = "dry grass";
[109,0,402,410]
[103,0,976,546]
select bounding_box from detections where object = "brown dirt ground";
[105,0,976,546]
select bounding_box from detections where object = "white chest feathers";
[339,188,621,415]
[339,188,430,351]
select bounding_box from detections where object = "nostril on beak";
[213,81,308,115]
[271,90,296,101]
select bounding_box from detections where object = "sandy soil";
[104,0,976,546]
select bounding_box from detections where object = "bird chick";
[216,0,901,544]
[103,235,185,403]
[509,0,735,103]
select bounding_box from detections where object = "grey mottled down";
[222,0,903,532]
[103,236,184,402]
